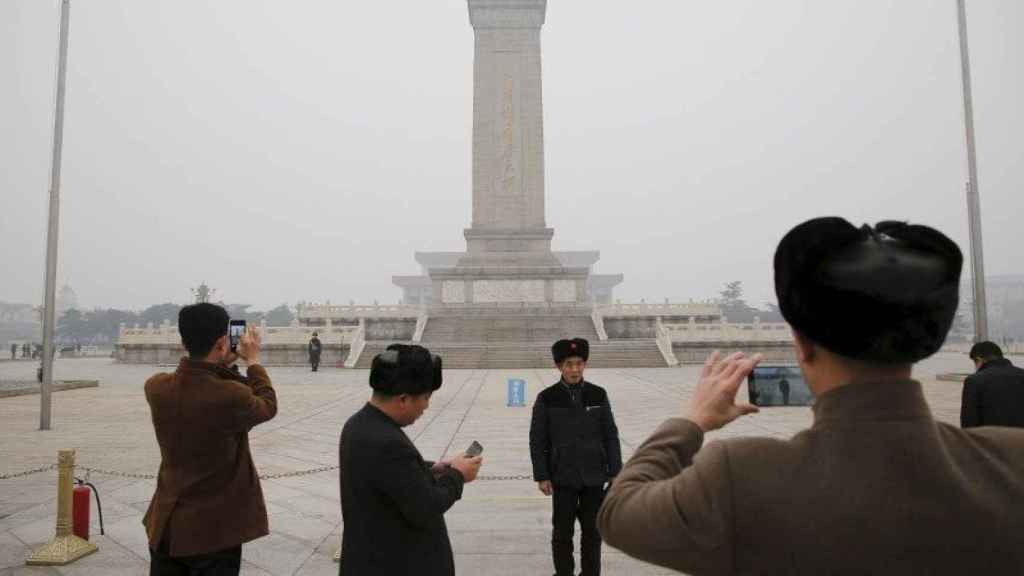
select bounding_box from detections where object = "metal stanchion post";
[26,450,98,565]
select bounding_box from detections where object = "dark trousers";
[552,485,605,576]
[310,357,320,371]
[150,536,242,576]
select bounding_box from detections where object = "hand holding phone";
[685,351,762,432]
[747,365,813,407]
[450,450,483,483]
[229,320,246,353]
[236,326,262,365]
[465,441,483,457]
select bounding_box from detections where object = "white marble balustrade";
[663,319,793,343]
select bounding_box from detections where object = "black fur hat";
[369,344,443,396]
[774,217,962,364]
[552,338,590,364]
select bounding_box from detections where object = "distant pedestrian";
[22,343,29,358]
[962,341,1024,428]
[10,343,15,360]
[308,332,322,372]
[779,377,791,405]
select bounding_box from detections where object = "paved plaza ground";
[0,352,990,575]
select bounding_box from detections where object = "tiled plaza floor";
[0,352,989,575]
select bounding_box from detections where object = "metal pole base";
[334,548,341,562]
[26,534,98,566]
[27,449,98,566]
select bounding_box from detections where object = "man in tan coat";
[144,303,277,575]
[599,218,1024,575]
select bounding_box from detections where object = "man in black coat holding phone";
[530,338,622,576]
[338,344,482,576]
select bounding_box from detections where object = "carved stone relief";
[473,280,546,303]
[442,281,466,304]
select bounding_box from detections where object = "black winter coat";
[962,358,1024,428]
[339,403,464,576]
[529,380,622,488]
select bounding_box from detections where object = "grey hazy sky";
[2,1,1021,311]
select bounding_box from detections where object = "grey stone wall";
[364,319,417,342]
[603,317,657,339]
[116,344,351,366]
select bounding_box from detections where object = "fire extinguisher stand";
[26,450,98,565]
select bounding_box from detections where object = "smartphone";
[465,441,483,458]
[228,319,246,353]
[747,365,813,407]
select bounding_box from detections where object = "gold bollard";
[26,450,98,566]
[334,547,341,562]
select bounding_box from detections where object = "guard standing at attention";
[530,338,622,576]
[308,331,322,372]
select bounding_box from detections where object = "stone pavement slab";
[0,353,988,575]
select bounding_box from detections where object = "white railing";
[412,311,429,343]
[596,302,721,317]
[118,320,360,346]
[663,319,793,343]
[591,308,608,341]
[655,318,680,366]
[344,322,367,368]
[298,303,420,320]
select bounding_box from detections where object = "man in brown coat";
[144,303,277,575]
[599,218,1024,575]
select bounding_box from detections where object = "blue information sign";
[507,378,526,407]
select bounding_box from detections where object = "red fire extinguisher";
[72,478,104,541]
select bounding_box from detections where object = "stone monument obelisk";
[429,0,590,305]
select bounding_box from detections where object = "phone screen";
[229,320,246,351]
[748,365,813,407]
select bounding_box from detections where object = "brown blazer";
[143,358,277,556]
[599,380,1024,575]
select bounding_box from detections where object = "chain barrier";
[2,464,533,482]
[478,474,534,482]
[0,463,57,481]
[259,465,340,480]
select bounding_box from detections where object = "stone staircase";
[356,339,667,369]
[352,341,401,369]
[348,311,668,369]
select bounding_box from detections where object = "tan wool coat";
[599,380,1024,575]
[143,358,277,556]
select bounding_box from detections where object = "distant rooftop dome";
[57,284,79,313]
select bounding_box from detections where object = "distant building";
[57,284,79,314]
[0,302,38,323]
[958,275,1024,341]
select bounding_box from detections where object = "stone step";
[350,339,668,369]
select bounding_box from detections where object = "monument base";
[430,264,591,306]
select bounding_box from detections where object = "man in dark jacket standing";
[339,344,482,576]
[962,341,1024,428]
[308,331,322,372]
[144,303,277,575]
[530,338,622,576]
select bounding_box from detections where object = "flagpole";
[955,0,988,342]
[40,0,72,430]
